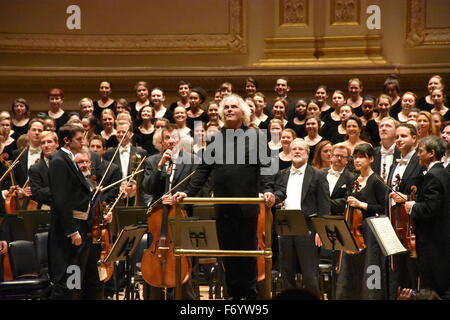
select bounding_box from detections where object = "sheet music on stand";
[366,216,408,257]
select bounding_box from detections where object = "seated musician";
[28,130,59,209]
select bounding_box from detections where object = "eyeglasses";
[76,160,91,165]
[332,154,348,159]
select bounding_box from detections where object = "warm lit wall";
[0,0,449,112]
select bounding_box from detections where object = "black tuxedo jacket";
[103,145,147,177]
[371,145,401,178]
[28,156,51,207]
[274,164,330,218]
[323,167,356,215]
[11,147,31,187]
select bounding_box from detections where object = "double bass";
[141,161,191,289]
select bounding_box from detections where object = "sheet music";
[367,216,408,256]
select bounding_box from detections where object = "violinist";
[405,136,450,299]
[48,125,93,299]
[335,143,388,300]
[387,123,424,294]
[141,123,198,299]
[273,138,330,298]
[28,130,59,209]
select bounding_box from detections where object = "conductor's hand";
[70,232,82,246]
[172,192,187,204]
[263,192,275,208]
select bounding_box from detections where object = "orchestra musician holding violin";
[404,136,450,299]
[172,94,276,300]
[386,123,424,296]
[48,125,95,299]
[335,143,388,300]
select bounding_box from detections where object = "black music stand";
[169,218,220,250]
[5,211,51,241]
[274,209,309,236]
[311,215,359,300]
[99,224,147,300]
[113,206,147,239]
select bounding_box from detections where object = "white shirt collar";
[427,161,440,172]
[61,147,76,161]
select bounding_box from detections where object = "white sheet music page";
[368,216,408,256]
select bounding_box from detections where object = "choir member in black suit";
[172,94,276,300]
[273,138,330,298]
[405,136,450,299]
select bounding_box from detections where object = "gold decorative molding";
[406,0,450,47]
[0,0,245,54]
[331,0,360,26]
[280,0,309,27]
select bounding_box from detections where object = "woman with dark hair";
[315,85,332,119]
[244,77,258,99]
[81,114,100,143]
[374,94,393,124]
[253,92,270,130]
[430,88,450,121]
[383,75,402,117]
[11,98,31,137]
[322,90,346,138]
[169,80,191,112]
[335,143,389,300]
[304,115,323,164]
[360,95,380,147]
[132,105,158,156]
[129,81,151,122]
[431,112,445,135]
[272,97,289,127]
[326,104,353,145]
[346,78,364,117]
[46,88,69,131]
[396,92,418,123]
[343,115,369,154]
[0,114,17,159]
[312,140,332,170]
[286,98,308,138]
[93,80,116,120]
[207,101,224,128]
[418,75,449,112]
[186,87,209,131]
[115,98,131,115]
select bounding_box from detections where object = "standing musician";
[103,120,147,206]
[335,143,388,300]
[28,130,59,209]
[387,123,423,295]
[141,123,198,299]
[405,136,450,299]
[172,94,276,300]
[441,121,450,171]
[273,138,330,298]
[48,125,94,299]
[74,149,113,299]
[371,117,400,182]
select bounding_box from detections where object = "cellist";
[387,123,423,296]
[141,123,198,299]
[335,143,388,300]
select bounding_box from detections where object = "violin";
[407,186,417,258]
[390,174,410,248]
[140,161,191,289]
[1,155,19,214]
[344,180,366,254]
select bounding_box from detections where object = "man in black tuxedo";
[388,123,424,296]
[324,143,356,215]
[172,94,276,300]
[371,117,400,182]
[11,118,45,195]
[29,130,59,209]
[405,136,450,299]
[103,120,147,206]
[266,77,296,121]
[273,138,330,298]
[48,125,94,299]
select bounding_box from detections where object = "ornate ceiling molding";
[0,0,246,54]
[406,0,450,47]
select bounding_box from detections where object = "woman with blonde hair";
[417,111,434,139]
[100,108,118,149]
[418,75,449,111]
[129,81,151,121]
[10,98,31,137]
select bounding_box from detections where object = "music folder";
[169,218,220,250]
[274,209,309,236]
[311,215,359,252]
[366,216,408,256]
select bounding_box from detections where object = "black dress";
[306,138,323,164]
[286,119,306,138]
[93,100,116,120]
[12,120,29,137]
[47,111,69,131]
[186,112,209,131]
[132,128,158,157]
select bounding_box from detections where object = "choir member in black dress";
[0,115,17,160]
[430,88,450,121]
[431,112,445,136]
[173,106,191,138]
[207,101,224,128]
[322,90,346,138]
[360,95,380,147]
[10,98,31,138]
[418,75,449,112]
[267,77,296,121]
[395,92,418,123]
[115,98,131,115]
[336,143,389,300]
[325,104,352,145]
[272,97,289,128]
[278,128,295,170]
[268,118,283,156]
[186,87,209,131]
[316,85,333,120]
[169,80,191,112]
[46,88,69,131]
[306,99,322,121]
[311,140,332,170]
[405,136,450,299]
[417,111,434,140]
[93,81,116,120]
[150,87,173,121]
[383,75,402,117]
[132,105,158,157]
[244,77,258,99]
[253,92,271,130]
[374,94,392,125]
[129,81,151,122]
[304,115,323,164]
[79,97,94,119]
[286,98,307,138]
[99,109,118,149]
[346,78,364,117]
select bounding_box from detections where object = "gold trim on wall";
[279,0,309,27]
[330,0,360,26]
[406,0,450,47]
[0,0,246,54]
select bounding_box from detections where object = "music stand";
[169,218,220,250]
[114,206,147,238]
[311,215,359,300]
[5,211,51,241]
[274,209,309,236]
[99,224,147,300]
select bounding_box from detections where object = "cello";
[390,174,409,248]
[406,186,417,258]
[140,161,191,289]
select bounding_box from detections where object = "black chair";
[34,232,49,279]
[0,240,51,300]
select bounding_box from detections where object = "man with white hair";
[172,94,276,300]
[273,138,330,298]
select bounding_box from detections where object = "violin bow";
[373,173,407,201]
[0,147,28,183]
